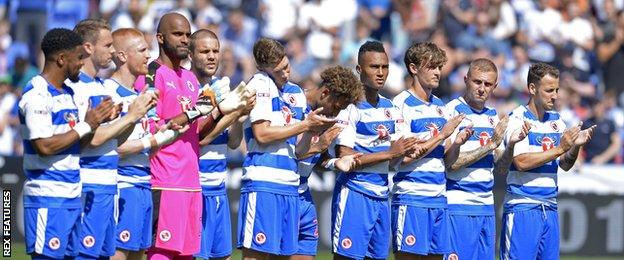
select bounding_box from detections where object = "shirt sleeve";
[20,91,54,140]
[248,78,275,123]
[335,105,357,149]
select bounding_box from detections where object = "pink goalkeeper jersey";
[135,61,201,190]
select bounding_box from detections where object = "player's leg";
[112,249,129,260]
[537,208,559,260]
[292,193,318,260]
[25,207,82,259]
[113,187,147,260]
[331,184,377,259]
[126,186,153,260]
[76,192,116,259]
[392,205,429,259]
[209,194,233,259]
[447,214,480,260]
[499,209,543,260]
[366,198,391,259]
[149,190,201,259]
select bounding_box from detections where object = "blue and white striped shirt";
[199,131,229,195]
[19,75,82,208]
[445,97,500,215]
[335,96,403,199]
[104,79,150,189]
[241,74,305,195]
[66,72,118,194]
[504,105,565,210]
[392,91,448,208]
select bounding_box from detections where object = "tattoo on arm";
[448,144,494,172]
[493,146,514,175]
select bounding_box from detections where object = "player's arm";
[513,123,581,171]
[28,96,112,156]
[200,93,255,146]
[336,136,419,171]
[296,125,342,160]
[445,116,509,171]
[402,114,465,165]
[559,123,596,171]
[252,107,335,145]
[86,92,156,147]
[493,121,531,174]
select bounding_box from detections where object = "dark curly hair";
[320,65,363,105]
[253,38,285,69]
[527,62,559,87]
[41,28,83,61]
[403,42,447,76]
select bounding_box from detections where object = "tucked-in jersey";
[391,91,448,208]
[66,72,118,194]
[335,96,404,199]
[504,106,565,210]
[104,79,150,189]
[242,75,305,196]
[19,75,81,208]
[135,61,201,190]
[445,97,500,215]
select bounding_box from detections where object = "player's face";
[266,56,290,88]
[160,20,191,60]
[126,37,151,76]
[464,69,497,107]
[358,51,389,91]
[531,74,559,111]
[415,62,442,89]
[65,45,86,82]
[92,29,114,69]
[304,84,349,117]
[191,37,220,78]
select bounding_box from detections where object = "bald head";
[156,12,191,61]
[112,28,144,53]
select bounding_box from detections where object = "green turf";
[6,244,623,260]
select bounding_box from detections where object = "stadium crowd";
[0,0,623,162]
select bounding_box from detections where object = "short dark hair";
[73,18,111,43]
[189,29,219,53]
[41,28,83,61]
[527,62,559,87]
[357,40,386,64]
[253,38,285,69]
[403,42,447,76]
[320,65,363,105]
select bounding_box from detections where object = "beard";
[163,40,188,60]
[67,71,80,82]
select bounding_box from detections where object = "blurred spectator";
[259,0,299,40]
[489,0,518,41]
[456,11,510,57]
[358,0,392,40]
[582,97,621,164]
[597,4,624,104]
[13,0,48,65]
[10,56,37,92]
[298,0,356,61]
[0,74,15,156]
[195,0,223,31]
[287,37,316,83]
[516,0,561,63]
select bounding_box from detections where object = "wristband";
[324,158,338,170]
[73,122,92,138]
[141,136,153,150]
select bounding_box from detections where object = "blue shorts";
[77,192,116,257]
[24,207,81,258]
[447,214,495,260]
[391,205,450,255]
[331,185,390,260]
[116,186,152,251]
[196,193,232,259]
[500,205,559,260]
[296,191,318,256]
[237,191,299,255]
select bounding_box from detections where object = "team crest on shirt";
[436,106,444,116]
[64,112,77,128]
[48,237,61,250]
[479,131,491,147]
[177,95,193,112]
[427,122,440,138]
[377,124,390,140]
[141,117,149,132]
[313,219,319,237]
[282,106,294,124]
[341,238,352,249]
[448,253,459,260]
[119,230,131,243]
[384,108,392,119]
[83,235,95,248]
[287,94,297,106]
[186,80,195,91]
[538,136,556,151]
[311,135,320,144]
[551,121,559,131]
[159,230,171,242]
[405,235,416,246]
[255,232,266,244]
